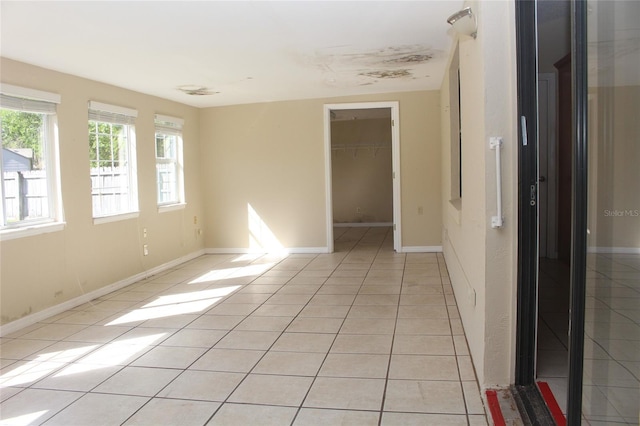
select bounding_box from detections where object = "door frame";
[566,1,589,421]
[514,0,589,423]
[323,101,401,253]
[515,0,540,387]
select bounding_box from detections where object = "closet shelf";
[331,143,391,150]
[331,143,390,158]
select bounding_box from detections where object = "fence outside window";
[3,167,127,222]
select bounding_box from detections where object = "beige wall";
[440,1,518,387]
[0,62,443,327]
[199,91,442,251]
[331,118,393,224]
[0,58,204,325]
[589,86,640,251]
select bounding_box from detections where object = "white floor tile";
[0,227,489,426]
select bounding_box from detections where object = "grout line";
[378,226,405,426]
[292,226,381,425]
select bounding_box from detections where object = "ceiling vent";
[177,85,219,96]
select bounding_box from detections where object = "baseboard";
[206,247,330,255]
[333,222,393,227]
[587,247,640,254]
[0,249,206,337]
[402,246,443,253]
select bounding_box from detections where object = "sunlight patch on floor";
[2,409,49,425]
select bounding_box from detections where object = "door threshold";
[511,384,556,425]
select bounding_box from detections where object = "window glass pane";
[89,119,134,217]
[1,109,50,224]
[156,135,165,159]
[156,134,176,160]
[155,131,181,206]
[156,162,177,204]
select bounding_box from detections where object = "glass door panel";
[584,1,640,423]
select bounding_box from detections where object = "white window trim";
[158,203,186,213]
[93,211,139,225]
[0,84,61,104]
[155,114,185,207]
[155,114,184,127]
[0,85,64,236]
[88,101,139,220]
[89,101,137,118]
[0,221,66,241]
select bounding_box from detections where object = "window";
[449,44,462,204]
[0,84,62,233]
[88,101,138,220]
[154,114,184,208]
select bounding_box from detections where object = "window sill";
[158,203,186,213]
[93,212,139,225]
[0,221,66,241]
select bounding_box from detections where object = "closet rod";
[331,144,391,150]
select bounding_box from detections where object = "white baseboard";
[206,247,330,255]
[0,249,206,337]
[402,246,443,253]
[333,222,393,228]
[588,247,640,255]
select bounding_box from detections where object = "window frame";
[88,101,139,223]
[0,84,64,240]
[154,114,185,211]
[449,44,462,207]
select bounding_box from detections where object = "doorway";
[514,0,574,422]
[535,1,571,415]
[323,102,401,253]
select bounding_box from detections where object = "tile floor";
[537,254,640,425]
[0,227,488,425]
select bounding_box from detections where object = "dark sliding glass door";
[516,0,639,424]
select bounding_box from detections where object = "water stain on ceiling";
[359,69,412,79]
[384,54,433,64]
[298,44,440,87]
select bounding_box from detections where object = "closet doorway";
[323,102,401,253]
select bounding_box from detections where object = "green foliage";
[0,109,44,168]
[88,121,125,168]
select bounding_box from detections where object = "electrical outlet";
[143,244,149,256]
[418,206,424,215]
[193,216,198,225]
[356,207,361,213]
[143,228,147,238]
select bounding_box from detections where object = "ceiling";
[0,1,464,108]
